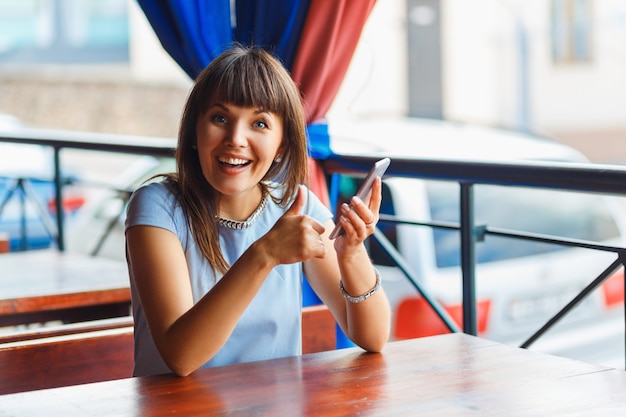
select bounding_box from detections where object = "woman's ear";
[274,145,285,163]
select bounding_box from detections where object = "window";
[551,0,592,63]
[0,0,129,64]
[428,181,620,268]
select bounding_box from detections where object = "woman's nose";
[225,122,248,147]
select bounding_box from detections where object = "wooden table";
[2,333,626,416]
[0,250,130,326]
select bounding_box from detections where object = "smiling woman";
[124,45,390,378]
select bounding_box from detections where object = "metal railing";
[0,128,176,250]
[322,154,626,365]
[1,128,625,364]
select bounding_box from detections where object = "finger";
[314,236,327,258]
[366,177,383,211]
[350,196,377,227]
[284,184,306,216]
[311,218,326,235]
[339,203,363,235]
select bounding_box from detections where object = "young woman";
[125,45,390,377]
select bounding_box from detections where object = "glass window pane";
[0,0,128,64]
[427,181,619,267]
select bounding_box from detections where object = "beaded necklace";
[216,192,269,230]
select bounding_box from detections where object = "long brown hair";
[166,44,309,275]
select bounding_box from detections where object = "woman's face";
[195,102,283,198]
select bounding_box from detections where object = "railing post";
[618,251,626,369]
[19,179,26,250]
[53,147,64,251]
[460,182,477,335]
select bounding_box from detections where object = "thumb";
[284,185,306,216]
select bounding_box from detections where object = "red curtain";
[291,0,377,205]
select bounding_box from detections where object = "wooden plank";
[0,288,131,316]
[0,326,134,395]
[1,306,333,350]
[0,251,129,302]
[2,334,626,416]
[0,250,131,326]
[302,304,336,354]
[0,316,134,344]
[0,305,335,395]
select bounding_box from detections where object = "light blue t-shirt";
[125,180,332,376]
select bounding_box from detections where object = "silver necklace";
[216,193,269,230]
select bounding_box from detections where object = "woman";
[125,45,390,377]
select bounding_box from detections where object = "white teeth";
[220,157,248,165]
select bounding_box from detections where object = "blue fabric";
[306,121,331,159]
[137,0,310,78]
[234,0,310,69]
[137,0,232,78]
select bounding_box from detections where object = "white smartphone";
[329,157,391,240]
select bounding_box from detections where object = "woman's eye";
[254,120,268,129]
[212,114,227,124]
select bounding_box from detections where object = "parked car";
[66,117,625,369]
[0,114,85,251]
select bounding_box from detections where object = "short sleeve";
[125,181,182,235]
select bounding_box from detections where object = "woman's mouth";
[218,157,251,168]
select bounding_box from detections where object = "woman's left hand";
[333,177,382,253]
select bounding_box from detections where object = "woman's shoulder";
[126,178,185,231]
[127,178,182,216]
[131,178,178,201]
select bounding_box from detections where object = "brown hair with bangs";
[167,44,309,275]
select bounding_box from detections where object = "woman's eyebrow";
[253,107,270,115]
[207,103,272,117]
[208,103,229,111]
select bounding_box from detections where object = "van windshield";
[427,181,621,268]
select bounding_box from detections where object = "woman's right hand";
[259,185,327,266]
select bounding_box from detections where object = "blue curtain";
[137,0,310,79]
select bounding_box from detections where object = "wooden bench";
[0,305,337,395]
[0,306,335,350]
[0,326,134,395]
[302,304,336,354]
[0,315,134,344]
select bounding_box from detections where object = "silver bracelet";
[339,268,381,303]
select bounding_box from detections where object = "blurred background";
[0,0,625,163]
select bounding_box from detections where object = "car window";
[427,181,621,268]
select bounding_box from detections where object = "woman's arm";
[303,177,391,352]
[126,187,326,376]
[127,226,275,376]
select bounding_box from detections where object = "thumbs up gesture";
[260,185,326,266]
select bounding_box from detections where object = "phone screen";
[329,157,391,240]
